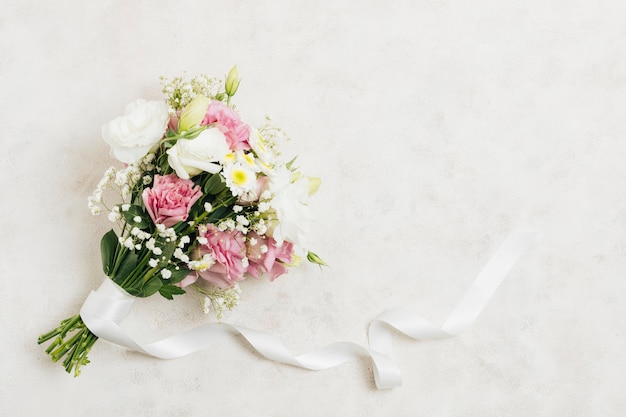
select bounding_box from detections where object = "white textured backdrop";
[1,1,625,416]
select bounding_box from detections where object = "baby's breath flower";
[257,202,270,213]
[107,211,120,222]
[161,269,172,279]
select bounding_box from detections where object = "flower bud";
[307,177,321,196]
[178,95,210,132]
[225,65,241,97]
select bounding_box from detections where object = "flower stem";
[38,314,99,377]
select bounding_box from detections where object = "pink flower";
[201,100,250,151]
[195,224,247,289]
[246,232,293,281]
[142,174,202,227]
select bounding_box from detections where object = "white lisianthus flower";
[166,128,230,179]
[249,129,275,169]
[267,166,313,248]
[102,99,170,164]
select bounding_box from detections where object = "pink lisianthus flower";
[142,174,202,227]
[201,100,250,151]
[194,224,247,289]
[246,232,293,281]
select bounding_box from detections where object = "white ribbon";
[80,231,533,389]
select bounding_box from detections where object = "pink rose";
[196,224,247,289]
[246,232,293,281]
[142,174,202,227]
[201,100,250,151]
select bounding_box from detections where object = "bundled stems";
[37,314,98,377]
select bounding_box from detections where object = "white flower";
[222,162,257,196]
[161,269,172,279]
[249,129,275,166]
[166,128,230,179]
[102,99,170,164]
[267,166,313,248]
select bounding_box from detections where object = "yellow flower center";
[232,169,248,186]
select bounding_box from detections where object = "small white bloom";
[204,202,213,213]
[124,237,135,249]
[121,204,131,212]
[236,215,249,226]
[202,297,211,314]
[178,235,191,248]
[148,258,158,268]
[260,244,268,254]
[197,237,208,245]
[146,238,156,250]
[152,247,163,255]
[233,205,243,213]
[108,211,120,222]
[249,237,257,246]
[257,202,270,213]
[161,269,172,279]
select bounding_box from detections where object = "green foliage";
[159,285,186,300]
[100,229,118,276]
[203,173,226,195]
[119,205,151,229]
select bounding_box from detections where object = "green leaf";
[203,173,226,195]
[158,240,177,267]
[120,205,151,229]
[286,156,298,170]
[113,250,138,282]
[100,230,118,276]
[167,266,193,284]
[158,285,186,300]
[139,275,163,298]
[123,287,142,297]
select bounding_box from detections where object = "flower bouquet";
[38,67,325,376]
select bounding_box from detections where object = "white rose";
[166,128,230,179]
[102,99,170,164]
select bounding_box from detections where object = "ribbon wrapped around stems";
[80,231,533,389]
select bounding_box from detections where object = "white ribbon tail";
[80,231,534,389]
